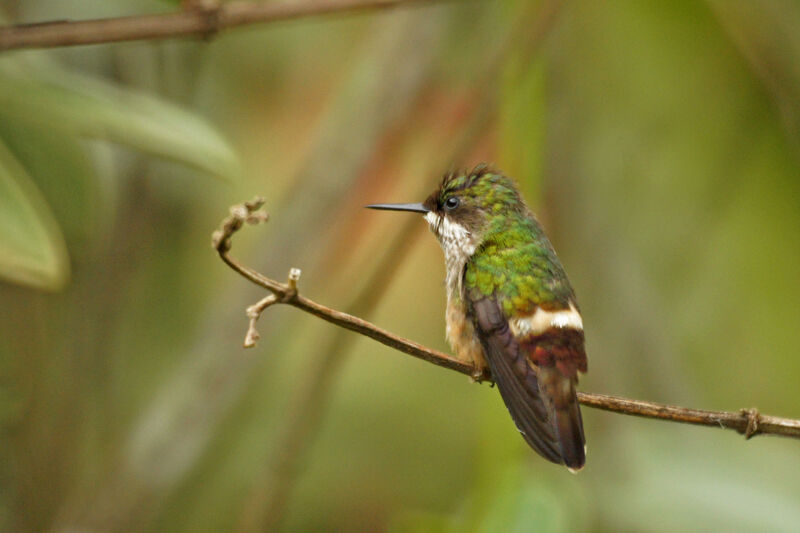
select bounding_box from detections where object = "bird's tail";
[545,370,586,472]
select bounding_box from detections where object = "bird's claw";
[470,366,492,384]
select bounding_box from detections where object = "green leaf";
[0,115,104,249]
[0,60,240,180]
[0,140,69,291]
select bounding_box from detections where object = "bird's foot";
[470,366,492,385]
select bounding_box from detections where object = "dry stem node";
[213,201,800,441]
[211,196,266,253]
[182,0,223,40]
[741,408,760,439]
[288,268,301,291]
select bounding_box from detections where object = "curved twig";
[213,198,800,441]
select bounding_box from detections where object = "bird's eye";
[444,196,460,210]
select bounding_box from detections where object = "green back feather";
[443,168,575,314]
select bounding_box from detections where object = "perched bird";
[367,165,587,471]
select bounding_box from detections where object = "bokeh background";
[2,0,800,531]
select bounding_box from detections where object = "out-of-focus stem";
[0,0,440,50]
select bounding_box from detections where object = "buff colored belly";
[445,300,487,372]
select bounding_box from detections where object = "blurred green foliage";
[1,1,799,532]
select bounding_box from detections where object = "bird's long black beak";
[365,202,429,213]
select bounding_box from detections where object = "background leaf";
[0,58,241,180]
[0,140,69,290]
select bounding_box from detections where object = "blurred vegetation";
[1,0,799,532]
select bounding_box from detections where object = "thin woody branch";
[0,0,437,51]
[212,198,800,441]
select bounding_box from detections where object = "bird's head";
[367,165,527,254]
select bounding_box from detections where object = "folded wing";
[471,297,586,470]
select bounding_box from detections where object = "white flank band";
[509,302,583,337]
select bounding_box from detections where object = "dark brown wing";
[471,297,586,470]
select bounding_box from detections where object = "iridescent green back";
[442,170,576,315]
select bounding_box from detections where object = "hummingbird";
[367,165,587,471]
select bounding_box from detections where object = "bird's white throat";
[425,212,477,299]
